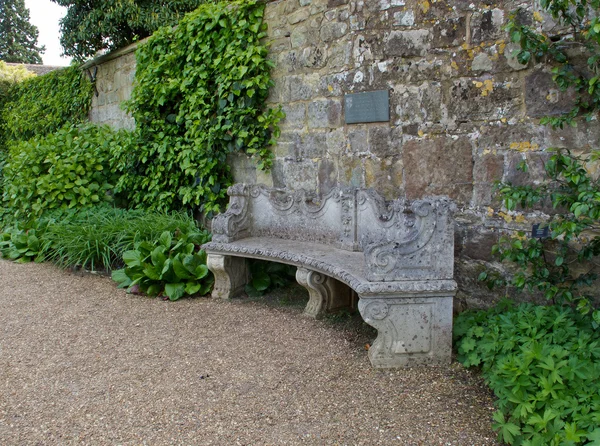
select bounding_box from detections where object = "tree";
[0,0,45,64]
[50,0,205,60]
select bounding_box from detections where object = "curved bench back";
[211,184,456,281]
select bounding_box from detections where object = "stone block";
[384,30,431,57]
[340,156,364,187]
[348,127,368,154]
[318,158,338,194]
[280,103,307,130]
[325,128,348,155]
[368,125,402,158]
[320,22,349,42]
[364,156,403,199]
[525,70,577,118]
[472,151,504,206]
[470,9,505,44]
[287,75,317,101]
[308,99,343,129]
[283,159,319,191]
[463,227,499,262]
[432,16,466,48]
[445,76,522,121]
[288,7,311,24]
[300,132,328,159]
[403,137,474,204]
[392,82,442,125]
[393,10,415,27]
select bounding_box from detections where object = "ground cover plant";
[455,301,600,445]
[244,260,297,297]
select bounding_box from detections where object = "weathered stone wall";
[84,0,599,308]
[238,0,599,308]
[83,41,141,130]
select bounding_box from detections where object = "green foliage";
[0,0,45,63]
[454,301,600,445]
[244,260,297,297]
[116,0,282,215]
[50,0,203,60]
[39,206,202,271]
[2,65,93,142]
[485,149,600,326]
[112,229,213,301]
[0,224,43,263]
[1,124,133,219]
[505,1,600,128]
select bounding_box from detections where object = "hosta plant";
[112,229,213,301]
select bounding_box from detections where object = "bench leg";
[296,267,352,318]
[206,254,248,299]
[358,296,453,367]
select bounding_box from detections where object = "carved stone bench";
[202,184,457,368]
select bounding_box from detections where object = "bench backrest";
[211,184,456,281]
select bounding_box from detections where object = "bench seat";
[202,184,457,368]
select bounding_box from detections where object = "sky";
[24,0,72,66]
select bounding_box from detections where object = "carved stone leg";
[206,254,248,299]
[358,295,453,367]
[296,267,352,318]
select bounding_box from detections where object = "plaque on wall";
[344,90,390,124]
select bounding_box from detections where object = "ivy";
[505,1,600,128]
[1,65,93,143]
[115,0,283,215]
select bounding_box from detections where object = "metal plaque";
[532,223,550,239]
[344,90,390,124]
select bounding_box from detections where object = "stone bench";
[202,184,457,367]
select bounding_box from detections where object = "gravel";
[0,260,500,445]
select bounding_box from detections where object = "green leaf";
[123,250,142,268]
[165,283,186,301]
[111,269,131,288]
[251,270,271,291]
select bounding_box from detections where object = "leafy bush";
[1,65,92,142]
[244,260,297,297]
[115,0,282,215]
[39,206,202,271]
[481,149,600,326]
[112,229,213,301]
[2,124,133,219]
[454,302,600,445]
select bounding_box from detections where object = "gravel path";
[0,260,499,445]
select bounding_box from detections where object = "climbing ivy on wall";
[114,0,282,215]
[2,65,93,143]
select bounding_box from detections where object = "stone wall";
[83,41,142,130]
[85,0,600,308]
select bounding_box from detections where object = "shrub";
[112,228,213,301]
[455,302,600,445]
[1,124,133,219]
[115,0,282,215]
[1,65,92,142]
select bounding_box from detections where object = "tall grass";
[39,206,205,271]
